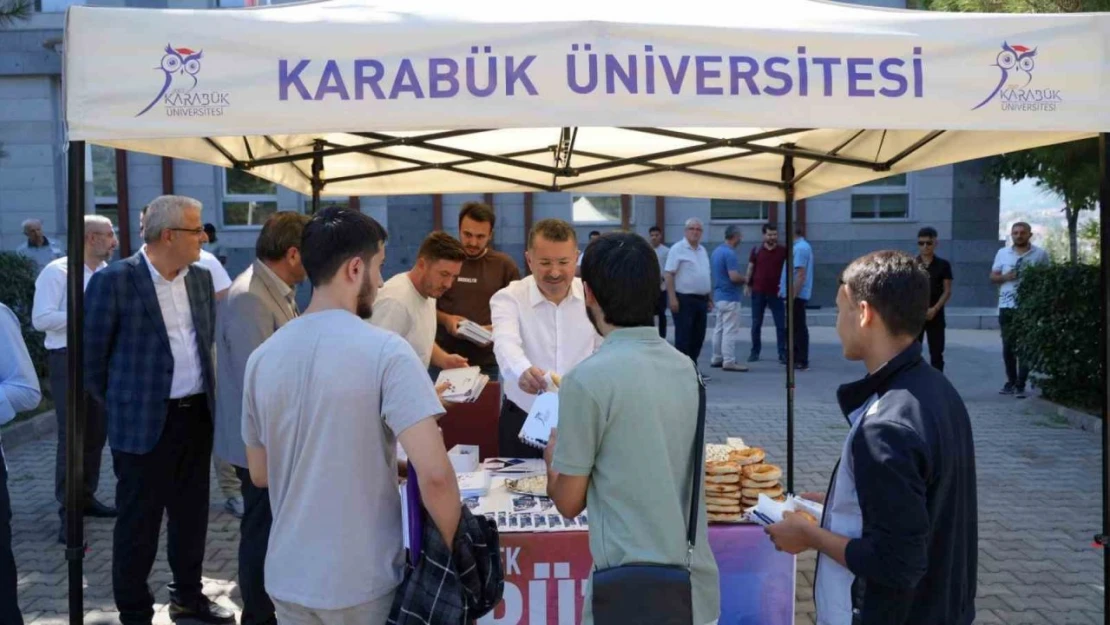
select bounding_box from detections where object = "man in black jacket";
[766,250,977,625]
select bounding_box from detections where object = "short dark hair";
[840,250,929,338]
[203,223,217,235]
[1012,221,1032,232]
[588,230,601,238]
[581,232,659,328]
[256,211,310,262]
[300,206,388,287]
[417,231,467,263]
[917,226,938,239]
[649,226,662,235]
[459,201,495,229]
[762,223,778,234]
[528,219,577,249]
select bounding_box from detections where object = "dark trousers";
[656,290,668,339]
[112,397,213,625]
[674,293,709,364]
[234,466,275,625]
[498,400,543,459]
[750,292,786,359]
[0,445,23,625]
[49,348,108,513]
[917,316,947,372]
[792,298,810,366]
[999,308,1029,388]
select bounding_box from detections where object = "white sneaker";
[225,496,244,519]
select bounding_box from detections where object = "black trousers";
[235,466,275,625]
[498,400,543,459]
[674,293,709,364]
[50,348,108,511]
[792,298,810,366]
[112,397,213,625]
[998,308,1030,388]
[916,316,947,372]
[0,445,22,625]
[656,290,668,339]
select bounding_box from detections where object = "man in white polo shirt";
[990,221,1049,398]
[665,218,713,374]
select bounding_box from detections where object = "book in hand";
[518,392,559,450]
[435,366,490,403]
[457,319,493,347]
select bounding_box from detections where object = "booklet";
[435,366,490,403]
[518,392,559,450]
[458,319,493,347]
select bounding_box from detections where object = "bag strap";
[685,370,708,564]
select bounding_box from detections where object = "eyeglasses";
[170,227,205,236]
[917,240,935,247]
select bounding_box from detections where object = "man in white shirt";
[492,219,600,459]
[665,218,714,375]
[16,218,63,276]
[649,226,670,339]
[32,214,119,542]
[990,221,1050,398]
[242,207,460,625]
[371,231,469,371]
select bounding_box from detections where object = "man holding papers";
[491,219,599,459]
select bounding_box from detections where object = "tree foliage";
[0,0,31,28]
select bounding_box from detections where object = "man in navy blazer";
[85,195,233,625]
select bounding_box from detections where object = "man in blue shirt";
[710,225,749,372]
[779,226,814,370]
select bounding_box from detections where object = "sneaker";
[999,383,1015,395]
[710,359,723,368]
[722,362,749,372]
[1015,387,1027,399]
[747,353,759,363]
[224,496,244,519]
[778,356,788,366]
[794,363,809,371]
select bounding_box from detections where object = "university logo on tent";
[136,44,230,118]
[971,41,1062,113]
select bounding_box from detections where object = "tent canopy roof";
[63,0,1109,200]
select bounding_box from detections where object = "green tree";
[0,0,31,27]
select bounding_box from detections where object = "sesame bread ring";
[705,461,740,475]
[741,478,780,490]
[706,495,741,506]
[741,463,782,482]
[706,503,742,514]
[740,498,759,508]
[742,484,784,499]
[708,512,744,523]
[705,473,740,484]
[728,447,765,466]
[705,483,741,494]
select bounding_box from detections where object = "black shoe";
[1015,386,1027,399]
[794,363,809,371]
[999,382,1015,395]
[169,597,235,624]
[710,361,723,368]
[747,353,759,363]
[778,356,787,365]
[83,498,117,518]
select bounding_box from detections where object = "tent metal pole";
[782,152,796,495]
[1098,131,1109,616]
[311,140,323,213]
[65,140,87,624]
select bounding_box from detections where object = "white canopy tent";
[58,0,1110,620]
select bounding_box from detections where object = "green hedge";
[1010,262,1103,413]
[0,252,48,381]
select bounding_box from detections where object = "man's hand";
[669,297,680,314]
[764,512,817,555]
[435,381,456,410]
[925,307,937,322]
[443,314,467,336]
[1004,270,1018,282]
[519,366,547,395]
[442,353,469,369]
[743,285,751,298]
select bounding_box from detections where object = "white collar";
[527,275,584,308]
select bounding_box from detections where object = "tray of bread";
[703,437,785,524]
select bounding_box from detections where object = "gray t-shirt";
[370,272,437,367]
[242,309,444,610]
[552,327,720,625]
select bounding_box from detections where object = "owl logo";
[136,44,203,117]
[972,41,1037,111]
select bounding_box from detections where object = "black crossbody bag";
[591,372,707,625]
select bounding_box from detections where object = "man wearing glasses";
[915,227,953,372]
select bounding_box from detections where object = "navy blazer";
[85,252,217,455]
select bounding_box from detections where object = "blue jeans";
[750,292,786,359]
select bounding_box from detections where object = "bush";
[1010,262,1103,413]
[0,252,47,380]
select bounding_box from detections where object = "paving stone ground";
[5,327,1106,624]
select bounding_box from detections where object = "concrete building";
[0,0,1002,308]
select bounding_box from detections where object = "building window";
[89,145,120,227]
[850,173,910,220]
[223,168,278,227]
[571,194,622,224]
[302,197,348,213]
[710,199,775,222]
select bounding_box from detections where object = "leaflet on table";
[463,481,588,533]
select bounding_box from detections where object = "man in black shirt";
[915,227,952,372]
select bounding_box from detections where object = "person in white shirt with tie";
[491,219,601,459]
[32,214,119,543]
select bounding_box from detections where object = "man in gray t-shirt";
[242,208,461,625]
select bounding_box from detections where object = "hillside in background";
[1001,178,1099,262]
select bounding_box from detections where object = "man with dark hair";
[575,230,603,276]
[990,221,1049,398]
[372,231,469,371]
[544,232,720,625]
[648,226,670,338]
[214,210,310,625]
[492,219,599,458]
[766,250,977,625]
[202,223,227,265]
[436,201,521,378]
[914,227,953,372]
[779,224,813,370]
[744,223,787,363]
[242,206,461,625]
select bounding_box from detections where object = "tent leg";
[311,140,323,213]
[782,154,796,494]
[1099,131,1109,617]
[65,140,87,624]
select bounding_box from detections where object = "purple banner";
[709,524,797,625]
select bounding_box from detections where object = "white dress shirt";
[491,276,601,412]
[665,239,712,296]
[31,256,106,350]
[142,251,205,399]
[0,302,42,428]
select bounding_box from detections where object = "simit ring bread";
[741,463,782,482]
[728,447,765,466]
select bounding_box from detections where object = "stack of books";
[458,320,493,346]
[435,366,490,403]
